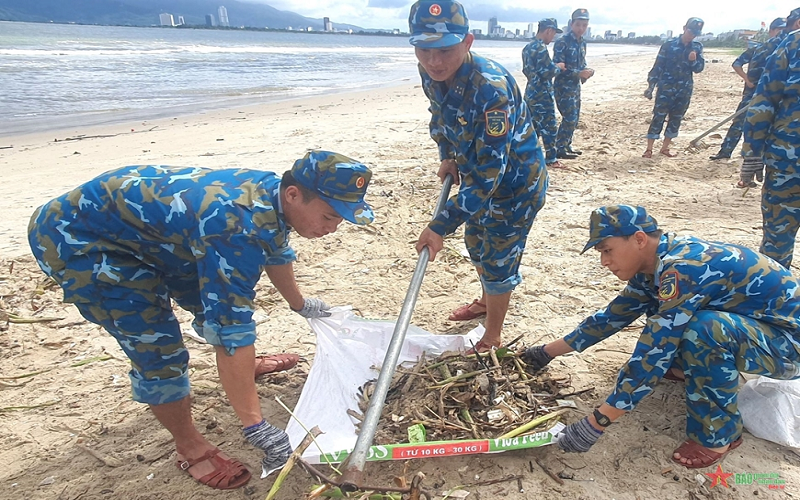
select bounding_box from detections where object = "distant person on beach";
[28,151,374,490]
[522,205,800,469]
[741,8,800,269]
[408,0,548,354]
[553,8,594,160]
[522,18,566,169]
[710,17,787,166]
[642,17,705,158]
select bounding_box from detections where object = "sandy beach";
[1,49,798,499]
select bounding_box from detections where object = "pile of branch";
[353,342,579,444]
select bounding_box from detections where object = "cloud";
[366,0,408,7]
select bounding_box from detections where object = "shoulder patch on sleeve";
[658,271,680,301]
[485,109,508,137]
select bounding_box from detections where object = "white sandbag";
[285,306,484,461]
[739,375,800,449]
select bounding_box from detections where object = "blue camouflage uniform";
[28,154,373,405]
[742,31,800,268]
[718,33,786,156]
[646,37,704,139]
[568,229,800,448]
[553,30,587,154]
[522,37,561,164]
[420,52,548,295]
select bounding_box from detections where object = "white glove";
[292,298,331,318]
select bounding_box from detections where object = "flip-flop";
[671,436,743,469]
[660,149,678,158]
[547,161,568,169]
[255,353,300,378]
[737,180,758,188]
[642,149,653,158]
[465,340,503,355]
[177,448,251,490]
[448,299,487,321]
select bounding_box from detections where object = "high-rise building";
[205,14,216,27]
[587,27,592,38]
[488,17,498,36]
[666,29,673,38]
[177,16,185,26]
[628,32,636,38]
[528,22,535,35]
[159,13,175,26]
[324,16,332,32]
[617,30,622,38]
[218,6,229,27]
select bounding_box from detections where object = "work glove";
[557,417,604,453]
[521,345,553,371]
[243,420,293,476]
[292,297,331,318]
[643,87,654,100]
[741,156,764,183]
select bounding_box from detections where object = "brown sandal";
[660,149,678,158]
[448,299,487,321]
[255,353,300,378]
[737,180,758,188]
[642,149,653,158]
[177,448,251,490]
[671,437,743,469]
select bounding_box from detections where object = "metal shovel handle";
[340,173,455,490]
[690,105,749,147]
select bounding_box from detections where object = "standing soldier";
[642,18,705,158]
[522,18,566,169]
[710,17,787,164]
[408,0,549,353]
[741,8,800,268]
[553,8,595,160]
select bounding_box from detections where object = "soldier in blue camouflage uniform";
[408,0,548,353]
[710,17,787,165]
[28,151,374,489]
[522,18,566,168]
[553,9,594,160]
[741,9,800,268]
[521,205,800,468]
[643,18,705,158]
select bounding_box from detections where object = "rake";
[686,105,749,153]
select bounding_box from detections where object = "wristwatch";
[593,409,612,428]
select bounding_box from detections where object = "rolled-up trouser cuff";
[645,133,661,140]
[130,369,190,405]
[481,273,522,295]
[193,321,257,355]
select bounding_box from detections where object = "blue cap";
[571,8,589,20]
[686,17,704,36]
[539,18,563,33]
[290,150,374,225]
[770,17,787,30]
[408,0,469,48]
[787,8,800,25]
[581,205,659,254]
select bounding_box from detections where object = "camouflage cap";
[291,150,374,225]
[685,17,704,36]
[787,8,800,25]
[770,17,787,30]
[408,0,469,48]
[539,18,563,33]
[581,205,659,254]
[571,8,590,21]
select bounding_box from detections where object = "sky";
[245,0,792,37]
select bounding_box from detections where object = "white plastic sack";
[739,375,800,449]
[285,306,484,462]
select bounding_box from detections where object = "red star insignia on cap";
[429,4,442,15]
[706,465,734,488]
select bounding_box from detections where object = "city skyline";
[246,0,789,39]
